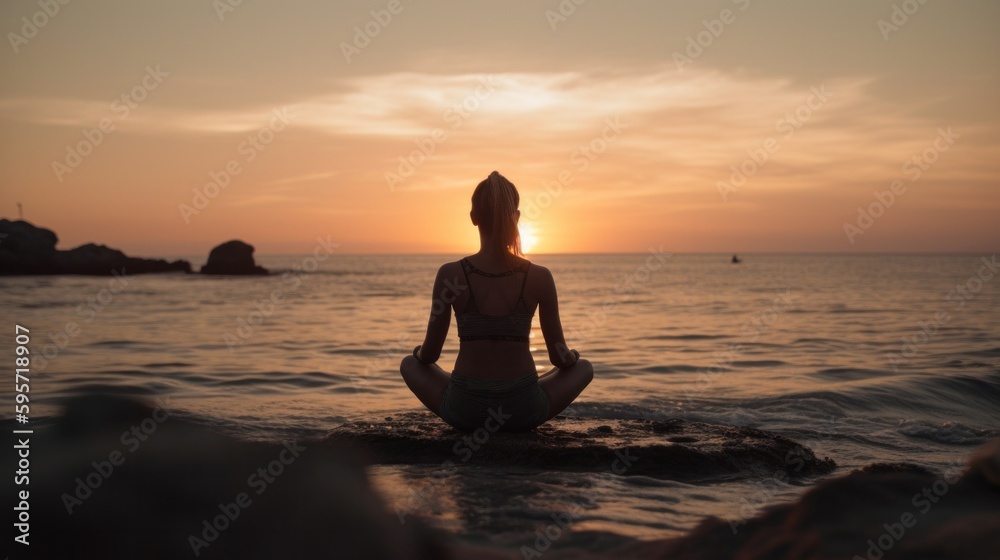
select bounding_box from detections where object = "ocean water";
[3,254,999,545]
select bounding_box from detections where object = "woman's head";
[471,171,522,264]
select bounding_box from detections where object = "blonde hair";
[472,171,522,270]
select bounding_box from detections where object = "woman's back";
[451,254,540,380]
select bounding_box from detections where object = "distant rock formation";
[200,240,268,275]
[0,219,191,275]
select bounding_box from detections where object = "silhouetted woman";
[400,171,593,431]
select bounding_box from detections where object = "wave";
[811,367,897,380]
[141,361,196,368]
[638,334,731,341]
[962,346,1000,358]
[731,360,788,368]
[897,420,1000,446]
[637,364,721,375]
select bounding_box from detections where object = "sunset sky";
[1,0,997,255]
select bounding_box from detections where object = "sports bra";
[455,257,533,343]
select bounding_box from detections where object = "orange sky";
[1,1,998,256]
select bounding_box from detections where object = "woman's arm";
[537,266,579,368]
[415,264,452,363]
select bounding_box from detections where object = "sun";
[519,223,538,254]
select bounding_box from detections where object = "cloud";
[2,66,993,206]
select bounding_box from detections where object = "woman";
[400,171,593,431]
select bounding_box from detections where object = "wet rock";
[613,441,1000,560]
[200,240,268,275]
[325,411,836,482]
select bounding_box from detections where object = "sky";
[1,0,998,255]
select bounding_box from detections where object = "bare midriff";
[453,340,537,380]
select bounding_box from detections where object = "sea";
[3,253,998,547]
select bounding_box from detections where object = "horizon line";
[159,250,998,258]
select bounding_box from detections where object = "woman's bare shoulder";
[525,261,554,286]
[438,259,462,273]
[526,260,551,275]
[436,259,465,278]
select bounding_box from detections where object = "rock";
[56,242,128,264]
[0,219,191,275]
[7,394,999,560]
[6,394,452,559]
[0,218,58,256]
[200,240,268,275]
[325,412,837,482]
[613,445,1000,560]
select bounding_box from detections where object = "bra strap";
[460,258,478,313]
[517,262,531,309]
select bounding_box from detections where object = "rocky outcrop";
[200,240,268,275]
[326,412,836,482]
[0,219,191,275]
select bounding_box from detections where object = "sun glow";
[519,223,538,254]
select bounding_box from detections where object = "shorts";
[439,371,550,432]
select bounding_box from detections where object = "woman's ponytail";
[472,171,522,270]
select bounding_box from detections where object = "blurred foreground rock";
[4,395,452,559]
[612,438,1000,560]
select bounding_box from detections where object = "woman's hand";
[552,344,579,368]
